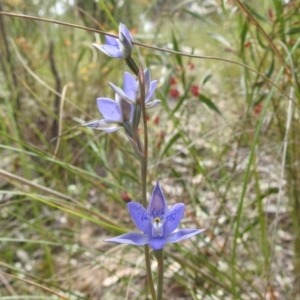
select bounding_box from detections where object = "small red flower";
[190,85,200,97]
[244,41,251,48]
[254,103,263,115]
[153,116,160,125]
[170,77,177,85]
[121,191,132,203]
[169,88,180,99]
[267,9,274,21]
[159,131,165,139]
[156,142,161,149]
[188,62,195,70]
[224,47,233,52]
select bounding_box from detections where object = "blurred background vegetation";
[0,0,300,299]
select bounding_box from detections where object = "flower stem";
[144,245,156,300]
[141,158,156,300]
[154,250,164,300]
[126,56,139,76]
[138,67,156,300]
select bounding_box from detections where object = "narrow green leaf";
[182,8,216,26]
[240,22,248,53]
[172,30,183,68]
[265,56,275,78]
[243,3,267,22]
[259,187,279,200]
[202,74,212,85]
[286,27,300,35]
[272,0,284,15]
[160,132,181,158]
[198,94,222,115]
[208,33,231,48]
[256,27,268,49]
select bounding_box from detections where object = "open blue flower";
[83,93,132,133]
[105,182,205,250]
[93,23,133,59]
[109,69,160,107]
[83,70,160,132]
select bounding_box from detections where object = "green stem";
[144,245,156,300]
[141,156,156,299]
[141,131,156,300]
[126,56,139,76]
[98,0,118,30]
[155,250,164,300]
[138,67,156,300]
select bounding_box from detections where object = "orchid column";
[82,23,205,300]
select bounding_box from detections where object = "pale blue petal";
[97,98,122,121]
[127,202,152,236]
[143,68,151,95]
[105,232,149,246]
[93,43,122,58]
[118,33,132,58]
[82,119,120,132]
[104,35,118,46]
[123,72,138,102]
[149,238,166,250]
[163,203,185,236]
[104,125,121,133]
[119,23,133,41]
[103,127,121,133]
[145,80,158,103]
[145,99,161,108]
[165,228,205,244]
[148,182,167,219]
[108,83,135,104]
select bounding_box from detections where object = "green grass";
[0,0,300,299]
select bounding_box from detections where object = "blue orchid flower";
[83,70,160,132]
[105,182,205,250]
[93,23,133,59]
[83,93,131,133]
[109,69,160,107]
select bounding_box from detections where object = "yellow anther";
[154,217,160,224]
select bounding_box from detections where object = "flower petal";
[118,32,132,58]
[165,228,205,244]
[105,232,149,246]
[104,35,118,46]
[127,202,152,236]
[103,127,121,133]
[143,68,151,95]
[82,119,120,132]
[97,98,122,121]
[145,99,161,108]
[119,23,133,42]
[148,182,167,220]
[93,43,122,58]
[145,80,158,103]
[108,83,134,104]
[149,238,166,250]
[119,97,132,123]
[163,203,185,236]
[123,72,138,102]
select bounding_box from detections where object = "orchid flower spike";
[109,69,161,107]
[93,23,133,59]
[82,70,160,133]
[82,93,132,133]
[105,182,205,250]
